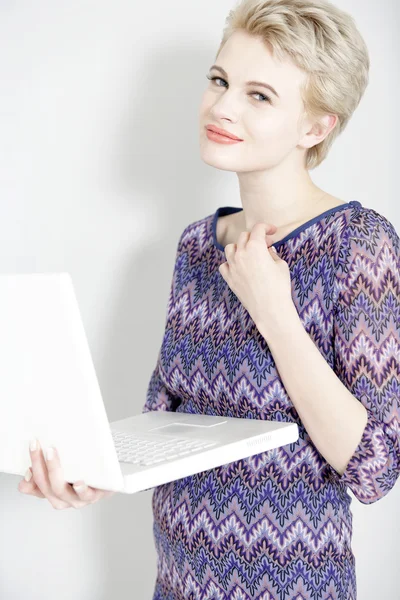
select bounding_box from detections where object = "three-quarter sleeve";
[331,211,400,504]
[141,226,186,414]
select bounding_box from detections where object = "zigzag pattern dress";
[142,200,400,600]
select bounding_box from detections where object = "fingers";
[18,468,45,498]
[236,224,277,252]
[28,440,100,509]
[27,440,71,509]
[19,439,116,509]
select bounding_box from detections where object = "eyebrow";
[209,65,280,99]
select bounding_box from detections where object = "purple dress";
[142,200,400,600]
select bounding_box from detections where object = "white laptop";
[0,273,299,495]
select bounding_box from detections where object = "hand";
[18,439,116,510]
[218,222,294,328]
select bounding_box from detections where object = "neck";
[236,162,324,231]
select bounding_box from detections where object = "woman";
[142,1,400,598]
[19,0,400,598]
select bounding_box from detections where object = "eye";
[206,75,272,104]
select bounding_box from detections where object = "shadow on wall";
[95,42,222,599]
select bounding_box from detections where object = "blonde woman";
[142,1,400,599]
[18,1,400,598]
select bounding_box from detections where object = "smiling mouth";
[206,128,243,142]
[211,131,239,140]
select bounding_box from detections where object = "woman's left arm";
[257,215,400,505]
[258,309,369,477]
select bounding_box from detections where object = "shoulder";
[331,204,400,310]
[172,212,215,256]
[333,204,400,301]
[344,204,400,253]
[180,211,216,244]
[183,211,215,232]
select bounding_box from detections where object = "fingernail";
[24,468,32,482]
[46,447,54,461]
[29,439,37,452]
[73,483,85,492]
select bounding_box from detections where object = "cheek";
[254,113,301,151]
[228,116,298,171]
[255,111,292,139]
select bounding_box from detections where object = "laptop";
[0,273,299,494]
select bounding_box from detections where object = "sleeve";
[141,226,186,415]
[331,212,400,504]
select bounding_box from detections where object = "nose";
[209,92,240,123]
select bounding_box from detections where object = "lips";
[206,125,243,141]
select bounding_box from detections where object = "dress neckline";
[212,200,362,252]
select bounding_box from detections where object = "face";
[198,30,313,172]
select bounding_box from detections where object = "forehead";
[216,31,306,101]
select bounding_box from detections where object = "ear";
[299,112,338,149]
[305,113,338,148]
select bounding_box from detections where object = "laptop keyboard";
[110,429,217,467]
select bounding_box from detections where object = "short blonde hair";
[215,0,370,170]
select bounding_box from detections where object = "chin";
[200,155,240,173]
[199,144,242,172]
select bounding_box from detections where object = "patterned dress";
[142,200,400,600]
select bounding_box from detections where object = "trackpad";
[150,422,226,435]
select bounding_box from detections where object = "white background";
[0,1,399,598]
